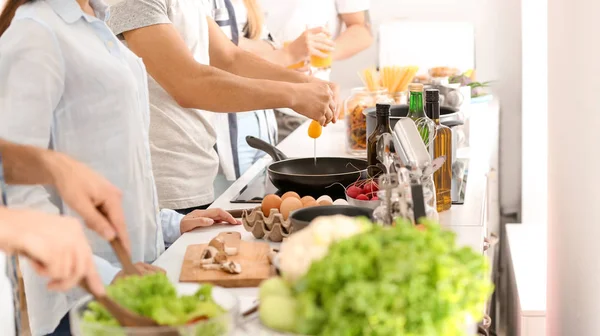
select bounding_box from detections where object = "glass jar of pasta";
[345,87,393,156]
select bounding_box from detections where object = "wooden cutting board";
[179,241,274,287]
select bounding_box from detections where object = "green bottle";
[407,83,431,146]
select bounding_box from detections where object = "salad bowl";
[70,282,239,336]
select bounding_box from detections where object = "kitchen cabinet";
[503,224,546,336]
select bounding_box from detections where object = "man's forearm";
[332,25,373,61]
[175,68,299,112]
[225,49,310,84]
[0,139,54,185]
[238,38,298,68]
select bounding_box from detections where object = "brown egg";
[281,191,301,201]
[301,196,316,206]
[318,200,333,206]
[303,200,319,208]
[280,197,303,220]
[261,194,282,217]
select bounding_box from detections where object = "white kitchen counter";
[153,100,500,332]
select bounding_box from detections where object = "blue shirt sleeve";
[159,209,184,246]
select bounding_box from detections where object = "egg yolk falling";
[308,120,323,139]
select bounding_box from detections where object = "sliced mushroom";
[214,251,228,264]
[199,246,219,264]
[218,232,241,256]
[220,261,242,274]
[209,237,226,252]
[201,264,221,271]
[224,246,238,256]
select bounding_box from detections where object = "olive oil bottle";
[407,83,432,147]
[426,89,452,212]
[367,103,393,177]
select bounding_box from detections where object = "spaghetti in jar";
[345,87,392,156]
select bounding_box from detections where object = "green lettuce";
[293,219,494,336]
[81,273,227,336]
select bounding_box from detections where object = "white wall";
[521,0,547,225]
[331,0,522,214]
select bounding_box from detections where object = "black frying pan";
[246,136,368,193]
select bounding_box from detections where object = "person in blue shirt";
[0,1,239,335]
[0,139,127,336]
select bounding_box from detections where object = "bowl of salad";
[259,216,493,336]
[69,273,239,336]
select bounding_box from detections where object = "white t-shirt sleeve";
[335,0,370,14]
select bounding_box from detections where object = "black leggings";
[174,204,210,215]
[45,313,70,336]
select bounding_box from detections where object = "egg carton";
[242,207,293,243]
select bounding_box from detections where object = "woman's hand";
[44,151,130,251]
[0,208,105,294]
[180,208,240,234]
[286,27,335,64]
[111,262,165,284]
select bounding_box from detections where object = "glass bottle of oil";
[367,103,393,178]
[426,89,452,212]
[407,83,432,147]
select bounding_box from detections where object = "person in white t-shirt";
[259,0,373,140]
[108,0,338,215]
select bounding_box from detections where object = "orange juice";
[310,52,333,69]
[283,41,306,69]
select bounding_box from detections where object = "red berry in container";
[372,196,379,201]
[356,194,369,201]
[346,185,362,199]
[363,182,379,194]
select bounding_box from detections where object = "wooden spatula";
[79,280,159,327]
[109,237,141,276]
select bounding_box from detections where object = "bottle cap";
[375,103,391,116]
[425,89,440,103]
[408,83,424,92]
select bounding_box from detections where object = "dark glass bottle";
[426,89,452,212]
[367,103,393,177]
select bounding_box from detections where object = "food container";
[346,195,381,210]
[242,207,292,242]
[345,87,393,155]
[390,91,408,104]
[70,284,240,336]
[289,205,374,232]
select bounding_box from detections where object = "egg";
[281,191,301,201]
[316,195,333,204]
[318,200,333,206]
[261,194,282,217]
[303,200,319,208]
[280,197,303,220]
[307,120,323,139]
[333,199,349,206]
[300,196,316,206]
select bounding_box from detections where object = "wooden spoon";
[79,280,159,327]
[110,237,142,276]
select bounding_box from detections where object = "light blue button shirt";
[0,0,183,334]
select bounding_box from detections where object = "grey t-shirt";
[108,0,219,209]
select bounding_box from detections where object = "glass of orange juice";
[283,41,307,70]
[308,23,333,69]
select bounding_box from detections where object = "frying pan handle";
[441,119,464,128]
[246,136,288,162]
